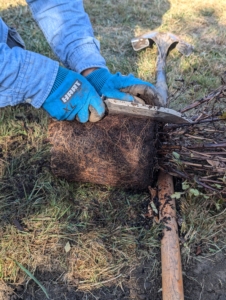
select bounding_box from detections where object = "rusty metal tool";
[104,96,192,124]
[104,32,193,124]
[104,98,191,124]
[131,31,193,300]
[131,31,193,106]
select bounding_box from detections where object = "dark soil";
[184,250,226,300]
[2,251,226,300]
[0,259,162,300]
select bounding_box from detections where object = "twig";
[201,174,222,179]
[195,178,219,192]
[187,150,226,156]
[200,152,226,155]
[160,166,189,179]
[178,154,226,163]
[184,134,214,141]
[187,142,226,149]
[199,179,223,184]
[180,85,225,113]
[164,117,225,130]
[160,145,182,150]
[169,160,212,168]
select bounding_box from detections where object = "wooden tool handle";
[158,171,184,300]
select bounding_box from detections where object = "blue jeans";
[0,0,107,108]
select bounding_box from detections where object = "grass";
[0,0,226,297]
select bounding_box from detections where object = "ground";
[0,0,226,299]
[184,251,226,300]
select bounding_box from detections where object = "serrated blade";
[105,98,192,124]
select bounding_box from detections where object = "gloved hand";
[42,66,105,122]
[85,68,162,106]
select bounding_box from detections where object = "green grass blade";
[14,260,49,299]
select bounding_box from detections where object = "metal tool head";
[131,31,193,57]
[105,98,192,124]
[131,31,194,107]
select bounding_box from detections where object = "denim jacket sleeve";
[0,18,8,44]
[0,18,59,108]
[26,0,108,73]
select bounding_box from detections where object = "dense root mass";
[48,115,157,189]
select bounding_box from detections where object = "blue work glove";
[86,68,162,106]
[42,67,105,122]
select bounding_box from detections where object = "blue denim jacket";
[0,0,107,108]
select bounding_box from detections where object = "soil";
[184,251,226,300]
[0,259,162,300]
[2,251,226,300]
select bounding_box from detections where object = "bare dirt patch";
[184,251,226,300]
[2,253,226,299]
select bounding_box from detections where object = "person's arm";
[0,17,59,108]
[0,42,59,108]
[25,1,162,106]
[26,0,107,74]
[0,18,8,44]
[0,17,104,122]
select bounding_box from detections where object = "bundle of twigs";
[159,84,226,195]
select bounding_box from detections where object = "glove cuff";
[85,68,111,95]
[47,66,69,97]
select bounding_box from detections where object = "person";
[0,0,161,123]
